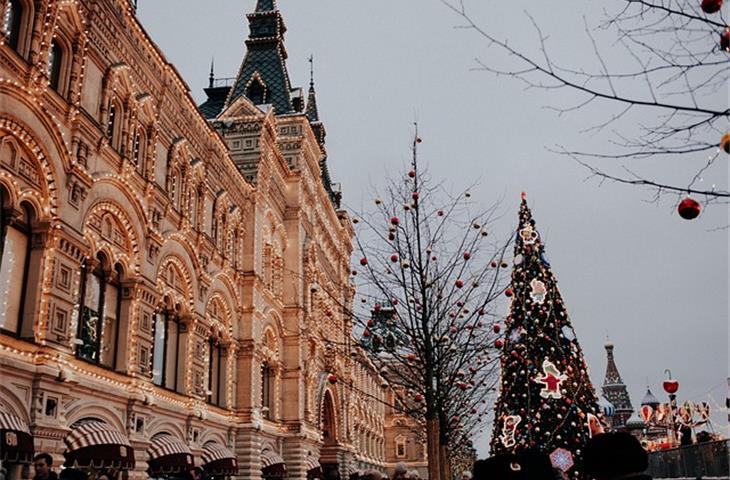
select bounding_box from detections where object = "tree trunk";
[439,443,451,480]
[426,418,441,480]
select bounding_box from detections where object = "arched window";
[168,169,180,208]
[132,127,146,168]
[246,78,266,105]
[395,436,407,458]
[48,40,64,93]
[261,362,273,419]
[3,0,24,53]
[151,307,183,392]
[207,336,224,407]
[76,254,122,368]
[0,198,32,337]
[106,100,123,151]
[262,242,272,290]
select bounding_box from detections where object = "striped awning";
[201,443,237,476]
[304,456,320,471]
[0,411,34,463]
[261,449,285,469]
[147,435,194,475]
[63,421,134,470]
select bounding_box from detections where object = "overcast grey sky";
[137,1,729,456]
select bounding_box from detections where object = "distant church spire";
[305,55,320,124]
[209,57,215,88]
[602,341,634,429]
[226,0,295,114]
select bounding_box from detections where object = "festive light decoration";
[677,197,701,219]
[535,360,567,399]
[549,448,574,472]
[721,27,730,52]
[721,132,730,153]
[701,0,723,13]
[490,196,599,478]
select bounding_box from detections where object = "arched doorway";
[319,391,339,480]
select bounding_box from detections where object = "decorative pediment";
[217,95,266,120]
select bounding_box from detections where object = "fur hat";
[473,451,556,480]
[583,432,648,478]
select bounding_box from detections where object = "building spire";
[305,55,320,124]
[226,0,294,113]
[209,57,215,88]
[601,342,634,429]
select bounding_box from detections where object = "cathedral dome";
[641,388,660,408]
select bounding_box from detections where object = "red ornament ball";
[328,374,338,384]
[412,192,420,200]
[721,28,730,51]
[388,233,396,241]
[363,329,371,338]
[455,279,464,288]
[721,132,730,154]
[390,254,399,262]
[663,379,680,394]
[408,170,416,178]
[702,0,723,13]
[505,288,514,297]
[414,393,424,402]
[367,319,375,328]
[495,339,504,348]
[437,210,444,217]
[360,257,368,266]
[463,252,471,260]
[677,197,701,220]
[374,303,382,312]
[490,261,498,268]
[493,324,501,333]
[390,216,400,225]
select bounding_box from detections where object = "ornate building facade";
[0,0,400,478]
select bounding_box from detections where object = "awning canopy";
[305,456,322,478]
[147,435,194,475]
[261,449,286,479]
[64,421,135,470]
[0,411,34,464]
[201,443,237,476]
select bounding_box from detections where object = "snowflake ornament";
[534,359,567,399]
[549,448,574,472]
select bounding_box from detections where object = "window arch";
[76,254,122,368]
[106,99,124,151]
[246,78,266,105]
[3,0,30,57]
[132,126,146,168]
[395,435,407,458]
[0,197,33,338]
[48,40,66,94]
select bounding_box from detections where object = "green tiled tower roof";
[226,0,294,114]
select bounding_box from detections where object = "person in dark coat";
[32,454,58,480]
[583,432,652,480]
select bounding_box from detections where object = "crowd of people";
[1,433,652,480]
[472,432,651,480]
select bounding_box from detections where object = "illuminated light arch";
[64,402,126,433]
[81,200,141,274]
[0,116,59,219]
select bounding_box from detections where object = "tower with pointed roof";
[601,342,634,429]
[200,1,340,206]
[225,0,303,115]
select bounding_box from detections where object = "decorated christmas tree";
[490,194,600,478]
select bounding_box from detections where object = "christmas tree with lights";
[490,195,600,478]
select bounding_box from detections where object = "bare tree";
[339,130,510,479]
[441,0,729,208]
